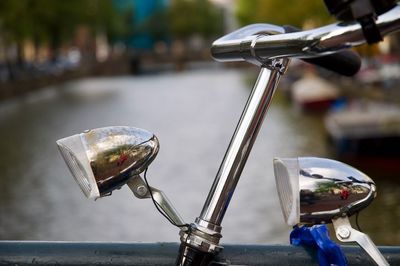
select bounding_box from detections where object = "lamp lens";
[273,158,300,226]
[57,134,100,198]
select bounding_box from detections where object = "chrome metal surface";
[127,175,151,199]
[212,4,400,63]
[198,64,287,229]
[275,157,386,264]
[127,175,185,227]
[151,188,186,227]
[333,216,389,266]
[136,185,148,197]
[57,126,159,199]
[211,23,285,66]
[274,157,377,225]
[179,65,287,256]
[179,224,223,253]
[297,157,376,224]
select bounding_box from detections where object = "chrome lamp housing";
[274,157,388,266]
[57,126,159,199]
[57,126,185,227]
[273,157,376,226]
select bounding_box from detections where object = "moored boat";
[325,101,400,173]
[291,72,340,111]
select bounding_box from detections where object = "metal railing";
[1,241,400,265]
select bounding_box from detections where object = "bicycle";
[57,1,400,265]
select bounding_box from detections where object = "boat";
[325,101,400,172]
[290,72,340,111]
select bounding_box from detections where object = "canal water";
[0,67,399,245]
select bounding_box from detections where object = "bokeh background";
[0,0,399,246]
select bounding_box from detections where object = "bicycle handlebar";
[211,4,400,75]
[283,25,361,76]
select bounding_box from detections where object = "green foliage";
[87,0,133,42]
[236,0,333,28]
[168,0,223,39]
[0,0,37,43]
[0,0,131,48]
[314,181,339,194]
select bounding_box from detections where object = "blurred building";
[113,0,169,50]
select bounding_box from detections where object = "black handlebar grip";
[283,25,362,76]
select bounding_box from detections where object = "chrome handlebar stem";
[179,59,290,259]
[198,60,289,226]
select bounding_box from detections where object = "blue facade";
[113,0,168,50]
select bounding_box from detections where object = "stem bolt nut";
[337,226,351,239]
[136,185,148,197]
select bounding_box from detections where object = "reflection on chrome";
[274,157,376,225]
[298,157,376,224]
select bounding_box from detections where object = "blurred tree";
[33,1,87,56]
[0,0,131,63]
[0,0,88,61]
[236,0,332,28]
[87,0,133,43]
[0,1,37,64]
[168,0,223,40]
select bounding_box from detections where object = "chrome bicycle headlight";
[57,126,159,199]
[274,157,376,225]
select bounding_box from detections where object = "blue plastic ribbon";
[290,224,347,266]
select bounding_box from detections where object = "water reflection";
[0,68,399,245]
